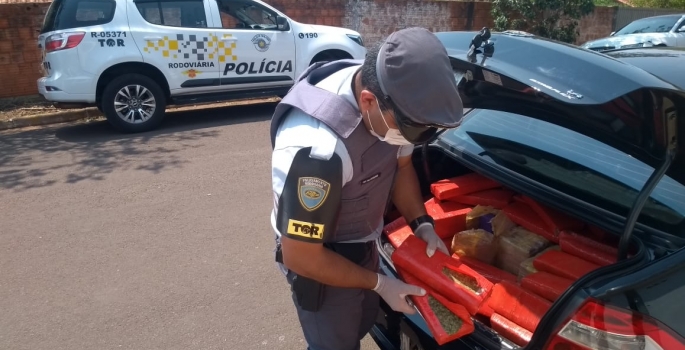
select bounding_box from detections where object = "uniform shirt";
[270,64,413,247]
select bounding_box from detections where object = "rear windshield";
[614,16,680,35]
[437,109,685,237]
[41,0,117,34]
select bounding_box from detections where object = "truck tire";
[101,73,166,133]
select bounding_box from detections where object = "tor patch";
[298,177,330,211]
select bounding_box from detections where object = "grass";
[594,0,629,6]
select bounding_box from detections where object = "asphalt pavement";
[0,103,380,350]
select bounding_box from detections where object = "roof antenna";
[467,27,495,65]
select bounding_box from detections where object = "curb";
[0,97,281,132]
[0,108,103,131]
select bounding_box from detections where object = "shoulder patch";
[298,177,330,211]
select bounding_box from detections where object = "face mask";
[365,98,413,146]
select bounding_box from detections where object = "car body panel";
[582,14,685,52]
[36,0,366,105]
[433,30,685,186]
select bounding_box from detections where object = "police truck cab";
[37,0,367,132]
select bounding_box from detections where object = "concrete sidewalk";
[0,97,280,131]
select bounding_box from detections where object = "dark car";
[369,29,685,350]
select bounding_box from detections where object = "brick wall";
[0,0,616,99]
[0,3,48,98]
[576,6,617,45]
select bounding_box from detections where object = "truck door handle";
[221,37,237,42]
[144,36,163,41]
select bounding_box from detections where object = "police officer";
[269,27,463,350]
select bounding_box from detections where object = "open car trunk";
[375,144,667,349]
[371,29,685,350]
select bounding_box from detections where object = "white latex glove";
[373,273,425,314]
[414,222,450,257]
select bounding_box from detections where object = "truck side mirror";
[277,16,289,31]
[610,31,616,36]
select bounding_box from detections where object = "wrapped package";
[487,281,552,333]
[384,216,413,249]
[392,234,494,315]
[425,197,473,240]
[533,250,601,280]
[490,210,517,237]
[430,173,501,201]
[451,229,497,265]
[450,188,516,209]
[490,313,533,347]
[559,230,618,266]
[457,255,517,285]
[521,271,574,302]
[503,201,558,243]
[396,268,475,345]
[477,300,495,318]
[517,245,560,281]
[514,195,585,236]
[465,205,500,231]
[495,226,551,275]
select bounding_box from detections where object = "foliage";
[491,0,596,43]
[627,0,685,8]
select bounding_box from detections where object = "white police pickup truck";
[37,0,367,132]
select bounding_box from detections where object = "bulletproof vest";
[270,59,400,243]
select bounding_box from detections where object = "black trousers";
[284,241,380,350]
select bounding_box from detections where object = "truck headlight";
[347,34,364,47]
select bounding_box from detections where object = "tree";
[491,0,596,44]
[628,0,685,8]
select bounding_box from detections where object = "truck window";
[134,0,208,28]
[41,0,116,34]
[215,0,278,30]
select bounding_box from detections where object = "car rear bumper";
[37,77,96,103]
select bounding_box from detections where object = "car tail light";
[545,298,685,350]
[45,32,85,53]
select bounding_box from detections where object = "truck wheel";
[101,73,166,133]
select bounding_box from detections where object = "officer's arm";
[276,147,378,290]
[390,154,428,223]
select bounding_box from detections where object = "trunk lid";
[434,30,685,186]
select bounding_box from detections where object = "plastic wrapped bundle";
[503,201,557,243]
[490,313,533,347]
[487,281,552,333]
[425,198,473,240]
[449,188,516,209]
[490,210,517,237]
[533,250,601,280]
[517,245,560,281]
[451,229,498,265]
[495,226,551,275]
[521,271,574,302]
[457,255,518,285]
[396,268,475,345]
[559,230,618,266]
[430,173,501,201]
[515,195,585,236]
[391,234,494,315]
[465,205,500,231]
[384,216,413,249]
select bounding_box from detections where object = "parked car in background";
[36,0,366,132]
[581,13,685,52]
[370,29,685,350]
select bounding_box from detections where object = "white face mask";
[365,98,413,146]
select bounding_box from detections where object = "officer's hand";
[373,273,425,314]
[414,223,450,257]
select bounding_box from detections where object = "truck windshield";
[436,109,685,237]
[41,0,116,34]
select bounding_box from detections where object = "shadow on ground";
[0,102,277,193]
